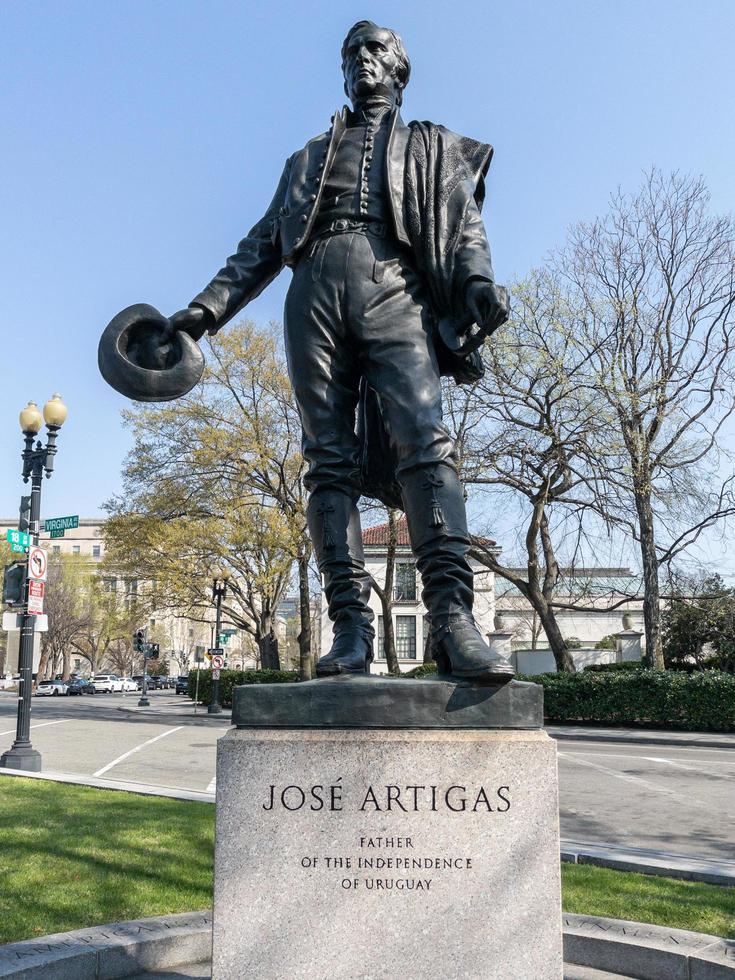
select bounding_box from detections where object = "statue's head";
[341,20,411,107]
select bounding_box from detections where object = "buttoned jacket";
[191,108,493,328]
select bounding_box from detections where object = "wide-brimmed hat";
[98,303,205,402]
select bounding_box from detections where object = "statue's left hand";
[169,306,213,342]
[464,279,510,335]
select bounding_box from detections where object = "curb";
[549,728,735,750]
[1,912,733,978]
[564,914,735,980]
[0,767,215,804]
[0,910,212,979]
[116,704,232,722]
[561,840,735,887]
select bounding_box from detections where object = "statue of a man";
[169,21,514,682]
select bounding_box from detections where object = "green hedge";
[187,664,735,730]
[535,670,735,731]
[187,668,298,708]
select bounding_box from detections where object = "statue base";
[213,679,563,979]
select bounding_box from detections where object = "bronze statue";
[99,21,514,683]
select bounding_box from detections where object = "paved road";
[1,691,732,861]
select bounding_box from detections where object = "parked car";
[132,675,146,689]
[67,678,96,696]
[175,675,189,695]
[92,674,125,693]
[35,679,69,696]
[120,676,139,692]
[146,675,165,690]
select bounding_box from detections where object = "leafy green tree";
[663,572,735,671]
[104,322,313,675]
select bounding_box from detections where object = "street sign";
[28,581,45,615]
[44,516,79,534]
[27,594,44,616]
[211,654,225,669]
[211,668,221,680]
[6,529,30,553]
[50,529,65,539]
[27,546,48,582]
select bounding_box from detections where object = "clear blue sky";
[1,0,733,536]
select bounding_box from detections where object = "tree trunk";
[536,603,576,673]
[62,648,71,681]
[381,510,400,675]
[297,552,312,681]
[635,489,665,669]
[258,620,281,671]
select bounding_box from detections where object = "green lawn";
[562,863,735,938]
[0,778,733,945]
[0,778,213,945]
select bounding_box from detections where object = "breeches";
[284,228,455,495]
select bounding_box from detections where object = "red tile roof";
[362,515,496,548]
[363,515,412,546]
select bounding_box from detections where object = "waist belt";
[312,218,388,239]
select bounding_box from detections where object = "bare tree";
[446,271,613,671]
[364,508,400,675]
[561,170,735,667]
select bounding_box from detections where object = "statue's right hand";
[169,305,213,342]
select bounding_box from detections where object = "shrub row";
[534,669,735,731]
[187,668,298,708]
[187,665,735,730]
[403,661,735,730]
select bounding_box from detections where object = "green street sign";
[6,529,30,553]
[44,516,79,533]
[50,529,65,539]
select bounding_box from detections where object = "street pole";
[208,571,230,715]
[1,396,67,773]
[138,644,150,707]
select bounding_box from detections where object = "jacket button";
[318,163,324,171]
[279,206,288,215]
[315,177,321,185]
[310,194,317,202]
[294,236,302,245]
[300,214,308,223]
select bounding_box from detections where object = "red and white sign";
[211,654,225,669]
[211,668,221,680]
[28,546,48,582]
[28,592,45,615]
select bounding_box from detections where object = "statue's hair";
[341,20,411,105]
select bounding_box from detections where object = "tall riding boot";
[307,488,375,676]
[400,463,514,683]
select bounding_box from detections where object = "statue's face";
[343,25,400,104]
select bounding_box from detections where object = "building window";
[103,577,117,593]
[396,615,417,660]
[72,545,81,555]
[52,545,61,554]
[92,545,101,558]
[394,562,417,601]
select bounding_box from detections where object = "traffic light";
[18,496,32,534]
[148,643,160,660]
[133,628,146,652]
[3,563,26,607]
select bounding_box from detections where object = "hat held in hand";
[98,304,205,402]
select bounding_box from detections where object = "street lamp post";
[209,569,230,715]
[1,395,68,773]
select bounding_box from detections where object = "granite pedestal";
[212,678,563,980]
